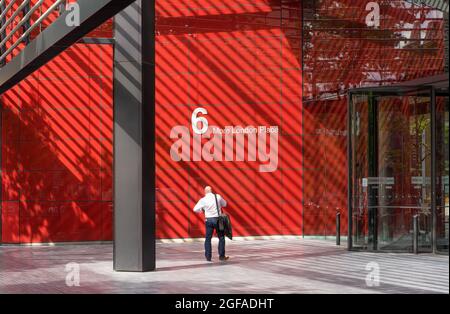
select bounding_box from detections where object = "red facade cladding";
[1,43,113,243]
[155,0,303,238]
[1,1,446,243]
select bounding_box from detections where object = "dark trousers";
[205,217,225,260]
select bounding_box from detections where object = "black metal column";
[368,94,378,251]
[113,0,156,272]
[347,93,353,250]
[431,87,437,254]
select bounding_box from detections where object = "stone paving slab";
[0,239,448,294]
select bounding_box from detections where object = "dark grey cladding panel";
[114,0,156,272]
[114,1,143,63]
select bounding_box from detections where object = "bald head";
[204,186,212,195]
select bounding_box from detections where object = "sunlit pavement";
[0,238,448,294]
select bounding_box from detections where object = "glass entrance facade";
[349,79,449,253]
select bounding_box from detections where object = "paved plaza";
[0,238,448,294]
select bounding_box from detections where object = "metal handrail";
[0,0,66,64]
[0,0,30,36]
[0,0,46,57]
[0,0,18,23]
[406,0,449,13]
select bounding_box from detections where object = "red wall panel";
[1,43,113,243]
[155,0,303,238]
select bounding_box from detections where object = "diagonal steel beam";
[0,0,134,95]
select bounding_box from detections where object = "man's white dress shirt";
[193,193,227,218]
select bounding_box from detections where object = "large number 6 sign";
[191,108,209,135]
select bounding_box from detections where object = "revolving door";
[348,79,449,253]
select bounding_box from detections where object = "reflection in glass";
[376,95,432,251]
[350,90,439,252]
[436,95,449,253]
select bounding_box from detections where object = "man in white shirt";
[193,186,229,262]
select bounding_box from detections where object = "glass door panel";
[376,95,432,252]
[350,94,370,249]
[350,90,435,252]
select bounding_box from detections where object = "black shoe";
[206,258,212,262]
[219,256,229,261]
